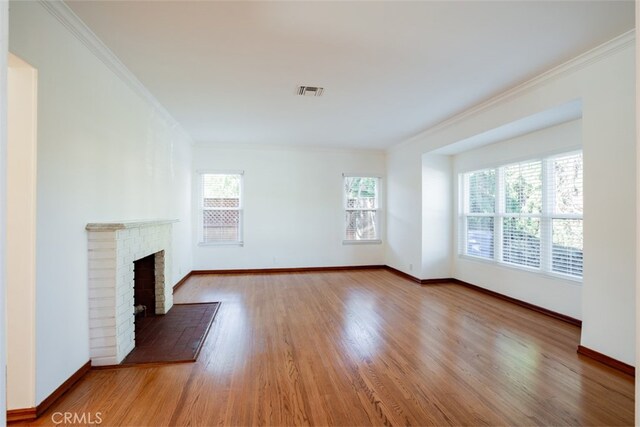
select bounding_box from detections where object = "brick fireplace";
[86,220,177,366]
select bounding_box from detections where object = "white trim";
[196,169,245,175]
[391,30,634,152]
[342,239,382,245]
[635,9,640,416]
[37,0,193,144]
[540,158,552,273]
[0,0,8,423]
[342,172,384,179]
[494,167,504,263]
[198,242,244,247]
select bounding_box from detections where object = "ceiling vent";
[297,86,324,97]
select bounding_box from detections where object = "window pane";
[504,161,542,214]
[203,210,240,242]
[345,177,378,209]
[466,216,494,259]
[203,174,241,208]
[502,217,541,268]
[345,210,378,240]
[553,153,583,215]
[552,219,583,277]
[468,170,495,213]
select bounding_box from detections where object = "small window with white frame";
[200,172,243,245]
[343,175,381,243]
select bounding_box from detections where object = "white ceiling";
[66,1,634,150]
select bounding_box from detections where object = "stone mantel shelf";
[86,219,178,231]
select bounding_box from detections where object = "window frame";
[198,170,244,247]
[546,151,584,278]
[462,167,497,261]
[459,150,583,282]
[500,160,543,270]
[342,174,383,245]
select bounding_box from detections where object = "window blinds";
[466,170,495,259]
[550,152,583,277]
[461,151,583,280]
[501,160,542,268]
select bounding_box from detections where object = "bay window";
[460,151,583,280]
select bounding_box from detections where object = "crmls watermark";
[51,412,103,425]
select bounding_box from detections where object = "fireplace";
[86,220,177,366]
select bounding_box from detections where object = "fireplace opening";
[134,253,157,324]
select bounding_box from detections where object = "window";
[550,153,583,277]
[465,169,495,259]
[200,173,243,244]
[344,176,380,243]
[460,151,583,280]
[501,160,542,268]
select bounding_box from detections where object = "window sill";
[199,241,244,247]
[342,239,382,245]
[457,254,582,284]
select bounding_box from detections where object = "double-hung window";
[464,169,496,259]
[200,172,243,245]
[501,160,542,268]
[343,176,380,243]
[549,152,583,277]
[460,151,583,280]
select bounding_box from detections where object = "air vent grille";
[297,86,324,97]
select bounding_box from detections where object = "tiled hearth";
[86,220,177,366]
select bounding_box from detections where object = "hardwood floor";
[21,269,634,426]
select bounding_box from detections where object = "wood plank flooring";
[21,269,634,426]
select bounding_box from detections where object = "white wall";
[386,144,423,277]
[421,154,452,279]
[9,1,194,404]
[453,120,582,319]
[0,0,9,423]
[7,54,37,410]
[387,35,635,365]
[579,47,635,365]
[192,144,386,270]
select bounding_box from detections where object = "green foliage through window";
[344,176,379,241]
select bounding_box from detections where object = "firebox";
[134,253,157,320]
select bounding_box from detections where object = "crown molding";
[392,29,635,151]
[37,0,193,143]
